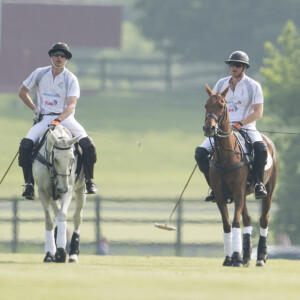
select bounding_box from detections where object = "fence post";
[175,201,182,256]
[100,58,107,91]
[95,196,101,253]
[12,198,19,253]
[165,55,172,92]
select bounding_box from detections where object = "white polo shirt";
[213,75,264,130]
[23,66,80,115]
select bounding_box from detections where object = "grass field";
[0,254,299,300]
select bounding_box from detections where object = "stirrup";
[254,182,267,199]
[22,183,35,200]
[205,190,215,202]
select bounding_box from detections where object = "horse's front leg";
[55,190,73,263]
[38,188,56,263]
[215,192,232,267]
[68,185,86,263]
[231,190,246,267]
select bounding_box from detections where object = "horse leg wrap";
[242,233,252,265]
[223,232,232,257]
[69,232,80,256]
[56,221,67,249]
[18,138,35,183]
[45,230,56,255]
[253,141,268,183]
[257,235,267,262]
[79,136,97,180]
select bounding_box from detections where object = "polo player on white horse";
[18,42,98,199]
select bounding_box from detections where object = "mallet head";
[154,223,176,231]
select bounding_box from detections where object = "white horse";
[32,125,86,263]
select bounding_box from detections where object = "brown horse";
[203,84,277,267]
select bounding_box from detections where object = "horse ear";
[48,131,59,144]
[206,84,213,96]
[68,135,80,146]
[46,131,59,152]
[221,85,230,98]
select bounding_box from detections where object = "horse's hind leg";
[69,186,86,263]
[256,192,273,267]
[242,202,252,266]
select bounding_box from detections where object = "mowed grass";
[0,254,299,300]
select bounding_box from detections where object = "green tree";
[261,20,300,244]
[134,0,300,69]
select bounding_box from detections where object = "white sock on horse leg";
[232,227,242,253]
[260,227,268,237]
[244,226,253,235]
[56,221,67,248]
[74,229,80,235]
[223,232,232,257]
[45,230,56,254]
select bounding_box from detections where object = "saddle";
[232,128,254,164]
[232,128,255,190]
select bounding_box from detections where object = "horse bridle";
[36,135,75,200]
[205,97,243,171]
[205,99,233,138]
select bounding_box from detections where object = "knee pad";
[18,138,34,167]
[195,147,210,173]
[79,136,97,165]
[253,141,267,165]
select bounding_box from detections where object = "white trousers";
[26,115,88,143]
[200,128,263,153]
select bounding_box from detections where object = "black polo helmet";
[225,51,249,68]
[48,42,72,60]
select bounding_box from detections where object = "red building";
[0,2,122,91]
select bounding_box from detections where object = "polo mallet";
[155,163,198,231]
[0,151,19,185]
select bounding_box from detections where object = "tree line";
[134,1,300,244]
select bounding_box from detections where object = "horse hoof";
[68,254,78,263]
[43,252,55,263]
[243,259,251,267]
[256,260,265,267]
[55,248,67,263]
[232,252,243,267]
[222,256,233,266]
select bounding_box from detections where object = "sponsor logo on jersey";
[45,100,58,106]
[43,92,58,98]
[229,105,238,112]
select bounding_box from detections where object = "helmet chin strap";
[237,65,246,78]
[51,57,68,69]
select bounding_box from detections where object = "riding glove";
[49,118,61,130]
[232,121,243,131]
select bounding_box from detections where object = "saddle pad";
[234,131,272,170]
[265,152,273,171]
